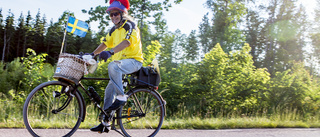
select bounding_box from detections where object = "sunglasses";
[109,12,120,17]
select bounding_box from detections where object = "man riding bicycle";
[89,0,144,133]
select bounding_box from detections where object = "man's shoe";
[90,123,110,133]
[106,99,127,111]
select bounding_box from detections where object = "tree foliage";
[203,0,247,53]
[195,43,270,115]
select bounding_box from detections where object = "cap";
[106,0,130,14]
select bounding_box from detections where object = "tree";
[250,0,308,75]
[82,5,109,33]
[172,30,187,63]
[197,43,270,115]
[143,40,162,66]
[272,0,298,72]
[15,13,25,58]
[159,32,175,66]
[293,4,307,63]
[260,0,278,75]
[2,10,15,62]
[0,8,4,60]
[310,0,320,75]
[128,0,182,28]
[151,12,167,39]
[184,30,199,62]
[33,10,46,53]
[197,43,229,114]
[23,11,33,57]
[245,6,265,68]
[205,0,247,53]
[45,19,64,64]
[198,13,211,54]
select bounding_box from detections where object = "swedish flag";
[66,16,89,37]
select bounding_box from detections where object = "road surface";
[1,128,320,137]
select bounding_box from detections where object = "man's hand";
[99,51,112,62]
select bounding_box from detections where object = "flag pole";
[60,15,70,54]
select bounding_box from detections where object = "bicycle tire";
[23,81,84,137]
[118,88,165,137]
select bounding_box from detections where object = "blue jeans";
[103,59,142,110]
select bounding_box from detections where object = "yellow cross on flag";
[66,16,89,37]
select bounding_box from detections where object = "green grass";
[1,99,320,129]
[1,116,320,129]
[161,117,320,129]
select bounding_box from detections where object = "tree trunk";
[5,31,12,62]
[17,32,21,57]
[23,32,27,57]
[2,29,6,61]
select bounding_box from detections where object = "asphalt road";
[1,128,320,137]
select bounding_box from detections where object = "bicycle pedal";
[97,128,109,133]
[102,121,111,132]
[104,128,110,133]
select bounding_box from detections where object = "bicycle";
[23,53,166,137]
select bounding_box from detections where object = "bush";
[195,43,270,116]
[0,58,26,96]
[266,62,317,116]
[21,48,53,94]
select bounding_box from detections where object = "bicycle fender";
[152,89,167,117]
[57,80,87,122]
[77,89,86,122]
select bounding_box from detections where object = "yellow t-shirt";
[102,20,144,63]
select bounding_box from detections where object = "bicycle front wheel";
[23,81,84,137]
[118,88,165,137]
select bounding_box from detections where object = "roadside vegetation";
[1,0,320,130]
[0,47,319,129]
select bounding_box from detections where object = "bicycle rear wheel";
[23,81,84,137]
[118,88,165,137]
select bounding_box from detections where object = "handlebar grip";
[93,53,99,60]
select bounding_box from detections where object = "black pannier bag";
[133,66,161,87]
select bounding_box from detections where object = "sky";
[1,0,208,34]
[0,0,317,35]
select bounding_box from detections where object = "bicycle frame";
[57,74,167,119]
[54,74,167,137]
[78,77,111,122]
[60,75,136,120]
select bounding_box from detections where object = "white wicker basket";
[53,53,88,83]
